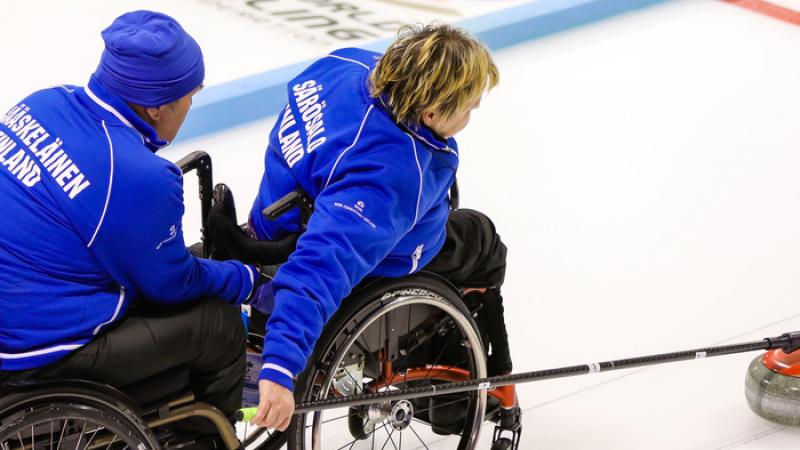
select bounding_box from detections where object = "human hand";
[207,183,244,260]
[252,379,295,431]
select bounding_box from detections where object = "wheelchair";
[0,151,521,450]
[0,378,249,450]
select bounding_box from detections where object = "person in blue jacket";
[211,23,511,430]
[0,10,266,429]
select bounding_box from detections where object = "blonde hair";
[369,23,499,126]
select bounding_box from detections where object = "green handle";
[235,407,258,422]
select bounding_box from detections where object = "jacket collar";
[81,76,169,152]
[373,93,459,156]
[404,122,459,156]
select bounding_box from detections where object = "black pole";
[293,331,800,414]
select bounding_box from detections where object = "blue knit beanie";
[94,10,204,107]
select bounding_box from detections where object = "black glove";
[206,183,243,261]
[207,183,299,265]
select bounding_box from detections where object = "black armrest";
[262,190,314,227]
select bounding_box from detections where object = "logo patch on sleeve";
[333,201,376,229]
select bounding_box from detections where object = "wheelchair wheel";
[0,384,158,450]
[288,273,487,450]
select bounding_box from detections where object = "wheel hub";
[389,400,414,431]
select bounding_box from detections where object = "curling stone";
[745,349,800,425]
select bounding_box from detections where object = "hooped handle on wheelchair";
[176,151,213,258]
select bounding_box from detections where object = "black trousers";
[426,209,512,375]
[0,297,246,417]
[426,208,507,289]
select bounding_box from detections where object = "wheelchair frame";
[0,151,519,450]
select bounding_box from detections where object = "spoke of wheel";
[334,440,354,450]
[362,316,386,390]
[385,304,417,392]
[385,426,399,450]
[384,364,399,392]
[334,417,386,450]
[410,418,428,426]
[425,360,468,384]
[404,305,412,389]
[423,337,454,381]
[50,420,54,450]
[305,411,353,429]
[398,430,402,450]
[55,421,67,450]
[74,422,87,450]
[333,433,362,450]
[341,366,364,395]
[335,324,384,398]
[334,438,358,450]
[103,435,117,450]
[323,412,354,425]
[410,417,464,439]
[380,314,386,383]
[407,425,431,450]
[355,334,381,371]
[378,423,395,450]
[31,425,35,450]
[352,310,385,382]
[17,432,24,450]
[81,427,101,450]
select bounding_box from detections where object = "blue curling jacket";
[0,77,256,371]
[249,48,459,389]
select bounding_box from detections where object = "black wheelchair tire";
[287,272,487,450]
[0,400,158,450]
[0,382,157,449]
